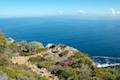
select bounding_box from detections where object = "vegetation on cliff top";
[0,32,120,80]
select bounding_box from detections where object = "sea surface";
[0,16,120,65]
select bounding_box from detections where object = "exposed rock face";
[45,44,79,62]
[46,44,78,52]
[46,44,56,48]
[0,71,8,80]
[5,37,15,45]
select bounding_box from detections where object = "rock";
[5,37,15,45]
[30,41,44,48]
[46,44,56,49]
[0,71,8,80]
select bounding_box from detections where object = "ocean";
[0,16,120,65]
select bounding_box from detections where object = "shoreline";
[96,63,120,68]
[92,56,120,68]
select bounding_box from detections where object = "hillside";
[0,32,120,80]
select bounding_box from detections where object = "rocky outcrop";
[0,71,8,80]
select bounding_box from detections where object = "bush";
[50,66,79,80]
[71,52,94,68]
[29,41,44,49]
[17,41,32,56]
[50,65,117,80]
[0,65,47,80]
[0,32,5,41]
[95,68,117,80]
[0,54,9,66]
[3,43,18,56]
[17,41,45,56]
[29,56,56,68]
[0,33,6,53]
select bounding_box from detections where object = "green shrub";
[95,68,117,80]
[3,43,18,56]
[17,41,45,56]
[0,65,47,80]
[0,41,5,53]
[51,66,80,80]
[29,56,56,68]
[0,54,9,66]
[72,52,94,68]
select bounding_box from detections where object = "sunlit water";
[0,17,120,65]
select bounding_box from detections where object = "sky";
[0,0,120,17]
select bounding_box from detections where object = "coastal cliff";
[0,32,120,80]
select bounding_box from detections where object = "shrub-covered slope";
[0,33,119,80]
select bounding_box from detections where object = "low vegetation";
[0,32,120,80]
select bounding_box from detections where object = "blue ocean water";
[0,17,120,60]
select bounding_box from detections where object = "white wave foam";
[97,63,120,68]
[92,56,120,60]
[92,56,120,68]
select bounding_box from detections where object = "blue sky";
[0,0,120,17]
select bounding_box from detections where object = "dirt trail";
[11,53,58,80]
